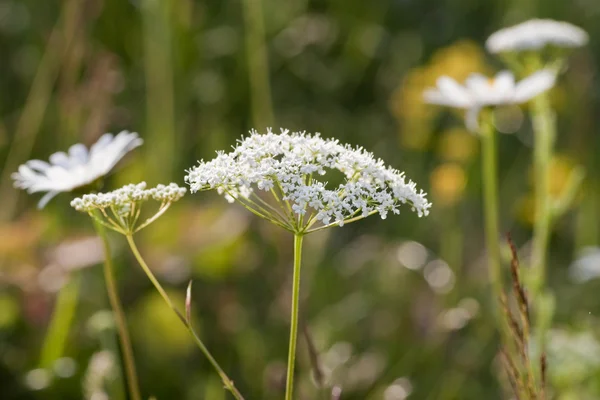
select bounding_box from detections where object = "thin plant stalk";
[529,90,558,375]
[0,8,71,221]
[142,0,176,181]
[39,273,81,368]
[124,234,244,400]
[529,91,555,299]
[242,0,274,128]
[285,233,304,400]
[93,220,142,400]
[480,113,503,305]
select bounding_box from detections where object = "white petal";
[436,77,473,108]
[513,69,556,103]
[89,133,114,156]
[49,151,71,168]
[27,159,51,172]
[465,74,494,104]
[493,71,516,98]
[37,191,60,209]
[423,89,455,106]
[68,143,89,164]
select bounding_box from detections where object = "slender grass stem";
[480,114,503,308]
[285,233,304,400]
[242,0,274,128]
[530,91,555,298]
[125,234,244,400]
[39,273,80,368]
[0,4,78,221]
[93,221,142,400]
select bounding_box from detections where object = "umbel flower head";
[12,131,143,208]
[486,19,588,54]
[71,182,186,234]
[423,69,556,131]
[185,128,431,234]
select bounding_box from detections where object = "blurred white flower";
[71,182,186,234]
[185,128,431,233]
[12,131,142,208]
[423,70,556,131]
[486,19,588,53]
[536,329,600,387]
[569,247,600,283]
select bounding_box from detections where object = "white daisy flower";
[12,131,143,208]
[486,19,588,54]
[423,69,556,131]
[185,128,431,234]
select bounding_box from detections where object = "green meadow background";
[1,0,600,399]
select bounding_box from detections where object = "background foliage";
[1,0,600,399]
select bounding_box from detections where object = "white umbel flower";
[12,131,143,208]
[71,182,186,234]
[486,19,588,53]
[185,128,430,234]
[423,69,556,131]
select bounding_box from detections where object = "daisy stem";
[125,234,244,400]
[529,89,557,372]
[285,233,304,400]
[93,220,142,400]
[480,114,503,314]
[530,91,555,302]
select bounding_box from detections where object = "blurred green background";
[1,0,600,399]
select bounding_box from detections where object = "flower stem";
[39,272,80,368]
[93,221,142,400]
[124,234,244,400]
[480,114,503,307]
[530,91,555,299]
[285,233,304,400]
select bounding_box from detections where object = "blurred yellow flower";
[391,40,490,150]
[437,127,479,162]
[548,155,575,198]
[518,155,578,225]
[430,163,467,207]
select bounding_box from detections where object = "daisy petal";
[513,69,556,103]
[69,143,89,164]
[436,77,472,108]
[37,191,60,209]
[26,159,51,172]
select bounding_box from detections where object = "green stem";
[530,91,555,298]
[285,233,304,400]
[125,234,244,400]
[480,115,503,307]
[93,221,142,400]
[242,0,274,128]
[39,272,81,368]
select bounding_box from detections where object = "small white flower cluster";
[486,19,588,53]
[71,182,186,213]
[185,128,431,228]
